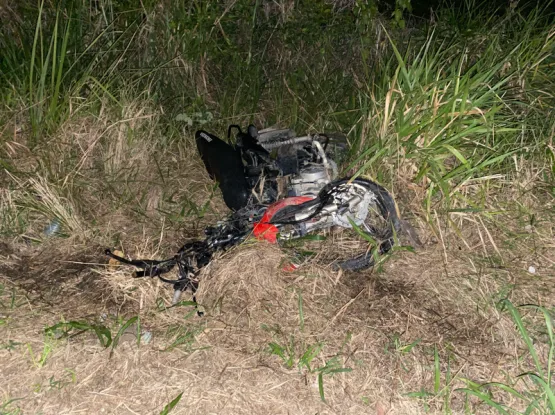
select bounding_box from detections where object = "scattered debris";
[140,331,153,344]
[44,218,61,237]
[105,125,402,307]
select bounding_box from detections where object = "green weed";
[267,338,352,402]
[110,316,140,357]
[267,332,353,402]
[47,369,76,390]
[43,315,142,357]
[0,340,22,352]
[26,339,54,369]
[268,338,296,369]
[384,333,421,356]
[163,324,205,352]
[297,289,305,332]
[405,345,456,412]
[315,356,353,403]
[0,397,24,415]
[457,300,555,414]
[408,300,555,413]
[159,392,183,415]
[45,320,112,348]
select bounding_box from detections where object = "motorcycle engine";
[243,126,378,241]
[289,164,330,197]
[255,127,340,199]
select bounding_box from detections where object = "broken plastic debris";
[44,218,60,236]
[528,266,536,274]
[141,331,153,344]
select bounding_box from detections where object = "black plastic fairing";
[195,130,250,211]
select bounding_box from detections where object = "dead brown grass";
[1,206,554,414]
[1,104,554,414]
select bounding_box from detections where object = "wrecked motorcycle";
[106,125,401,312]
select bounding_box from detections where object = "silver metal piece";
[303,214,334,233]
[289,183,375,235]
[299,165,327,182]
[293,203,319,221]
[291,164,329,197]
[255,129,336,197]
[332,183,376,228]
[261,135,312,150]
[172,289,183,304]
[312,140,338,180]
[257,128,297,148]
[199,132,212,142]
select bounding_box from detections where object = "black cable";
[105,249,169,268]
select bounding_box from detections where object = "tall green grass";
[0,0,552,240]
[2,1,552,150]
[407,300,555,414]
[457,300,555,414]
[351,5,554,210]
[0,0,552,239]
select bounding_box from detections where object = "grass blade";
[297,289,304,332]
[519,373,555,411]
[159,392,183,415]
[49,7,71,119]
[318,372,325,402]
[298,343,323,372]
[482,382,529,402]
[434,346,440,394]
[92,325,112,348]
[457,388,510,414]
[501,300,544,378]
[111,316,139,357]
[45,320,112,348]
[347,216,378,245]
[520,304,554,391]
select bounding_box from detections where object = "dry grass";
[1,1,554,412]
[1,203,554,414]
[1,100,554,414]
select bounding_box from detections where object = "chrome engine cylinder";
[290,164,329,197]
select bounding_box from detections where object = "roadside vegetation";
[0,0,554,413]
